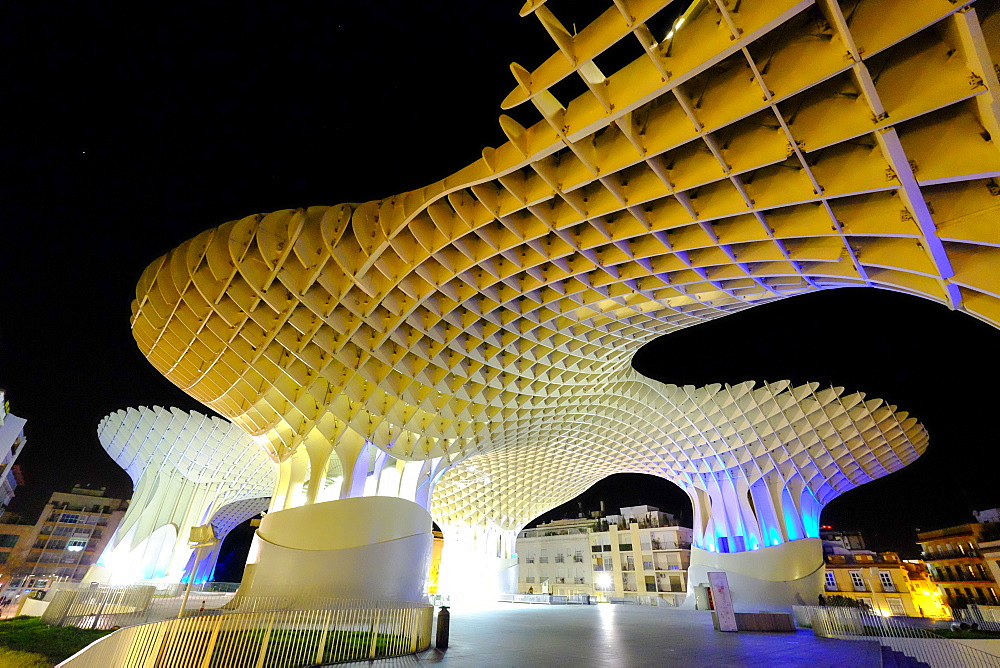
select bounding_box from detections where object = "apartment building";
[0,485,127,596]
[821,529,946,617]
[516,505,692,605]
[917,510,1000,608]
[0,390,27,510]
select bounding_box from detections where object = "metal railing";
[792,605,1000,667]
[57,602,433,667]
[824,554,901,564]
[498,594,593,604]
[40,584,431,630]
[922,548,980,560]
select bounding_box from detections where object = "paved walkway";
[338,603,882,667]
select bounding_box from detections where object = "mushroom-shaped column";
[431,377,927,609]
[87,406,274,585]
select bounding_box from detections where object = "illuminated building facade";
[0,390,27,511]
[517,506,692,604]
[917,513,1000,608]
[127,0,999,607]
[821,530,936,617]
[87,406,273,585]
[0,486,127,594]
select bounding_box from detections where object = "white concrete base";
[239,496,433,603]
[685,538,824,612]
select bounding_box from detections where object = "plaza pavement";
[336,602,882,667]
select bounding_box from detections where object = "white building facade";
[0,390,27,510]
[517,506,692,605]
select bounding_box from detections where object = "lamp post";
[178,524,218,619]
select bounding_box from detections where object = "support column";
[436,523,518,603]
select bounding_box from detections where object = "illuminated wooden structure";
[129,0,999,604]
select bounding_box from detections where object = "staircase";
[880,646,931,668]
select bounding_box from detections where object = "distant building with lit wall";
[0,485,127,594]
[821,529,941,617]
[917,510,1000,608]
[0,390,27,510]
[975,509,1000,588]
[517,505,692,605]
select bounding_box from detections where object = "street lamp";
[178,524,218,619]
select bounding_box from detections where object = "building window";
[887,598,906,616]
[879,571,895,592]
[825,571,837,590]
[0,534,19,548]
[525,577,534,583]
[850,571,865,591]
[60,514,79,524]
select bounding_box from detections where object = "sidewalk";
[337,603,882,667]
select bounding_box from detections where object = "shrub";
[825,595,870,610]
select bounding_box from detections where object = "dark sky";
[1,2,998,559]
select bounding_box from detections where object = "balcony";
[539,557,549,563]
[825,554,901,565]
[921,548,980,561]
[931,574,994,584]
[657,584,686,593]
[555,556,565,563]
[650,540,692,551]
[918,526,975,540]
[573,556,584,563]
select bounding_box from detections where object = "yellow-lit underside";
[132,0,997,528]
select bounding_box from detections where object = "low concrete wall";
[713,611,796,632]
[954,640,1000,658]
[18,597,49,617]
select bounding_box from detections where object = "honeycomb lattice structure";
[131,1,997,531]
[97,406,274,578]
[432,378,926,548]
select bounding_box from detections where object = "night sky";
[2,1,997,561]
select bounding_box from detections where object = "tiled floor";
[336,603,882,667]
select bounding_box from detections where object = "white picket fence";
[57,602,433,667]
[793,605,1000,668]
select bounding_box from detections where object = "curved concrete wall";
[686,538,825,612]
[241,496,433,602]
